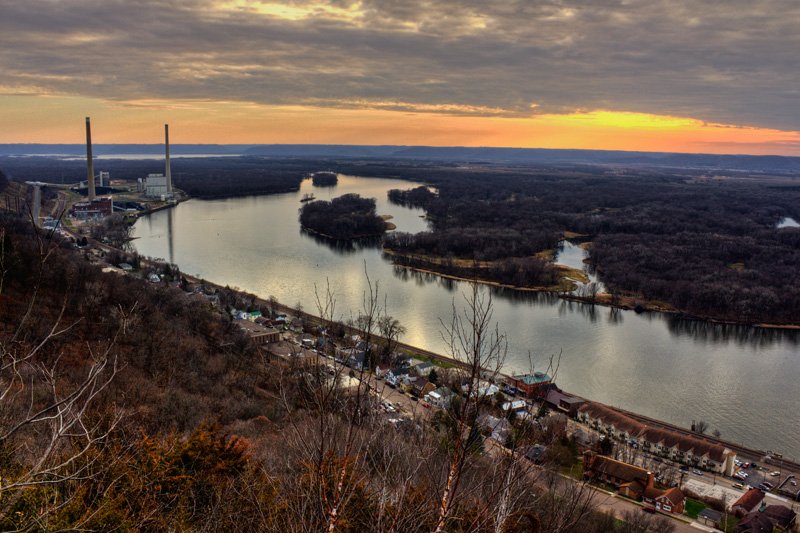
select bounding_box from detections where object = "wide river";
[133,174,800,459]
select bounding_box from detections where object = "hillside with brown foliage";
[0,214,675,532]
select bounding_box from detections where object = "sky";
[2,0,800,155]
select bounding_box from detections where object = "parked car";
[692,470,703,476]
[742,462,750,468]
[770,471,780,477]
[642,506,656,514]
[762,481,774,489]
[733,483,744,489]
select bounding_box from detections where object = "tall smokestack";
[165,124,172,193]
[86,117,96,201]
[33,185,41,228]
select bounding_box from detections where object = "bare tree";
[0,222,126,528]
[431,282,507,532]
[694,420,709,434]
[378,315,406,364]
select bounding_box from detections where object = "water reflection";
[665,315,799,346]
[298,229,383,255]
[391,266,459,292]
[607,307,624,325]
[558,299,600,323]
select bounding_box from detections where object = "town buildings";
[577,402,737,475]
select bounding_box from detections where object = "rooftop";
[511,372,552,385]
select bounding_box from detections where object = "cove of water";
[133,174,800,459]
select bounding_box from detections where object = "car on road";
[762,481,774,489]
[732,483,744,489]
[758,484,771,492]
[770,471,780,477]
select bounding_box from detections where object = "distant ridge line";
[2,144,800,172]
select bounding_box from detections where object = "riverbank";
[563,289,800,330]
[382,248,583,292]
[385,245,800,330]
[175,268,791,471]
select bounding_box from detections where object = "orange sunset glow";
[3,95,800,156]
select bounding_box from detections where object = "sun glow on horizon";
[2,95,800,157]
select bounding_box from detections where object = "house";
[413,377,435,397]
[262,341,319,368]
[544,389,586,417]
[577,402,737,475]
[375,364,392,378]
[425,387,455,409]
[735,505,796,532]
[399,375,416,393]
[476,414,511,443]
[233,319,281,345]
[697,508,724,529]
[412,361,433,376]
[730,488,765,515]
[386,367,409,386]
[507,372,552,397]
[336,347,367,369]
[642,486,685,514]
[461,379,499,399]
[502,400,528,414]
[347,351,367,371]
[523,444,547,464]
[582,451,654,500]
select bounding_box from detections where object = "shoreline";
[383,249,800,330]
[180,270,782,466]
[69,224,793,463]
[381,248,581,292]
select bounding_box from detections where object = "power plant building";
[144,174,169,198]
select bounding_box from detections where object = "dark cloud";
[1,0,799,130]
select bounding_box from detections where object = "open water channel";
[133,174,800,459]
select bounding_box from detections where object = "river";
[133,174,800,459]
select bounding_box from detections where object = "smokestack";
[165,124,172,193]
[86,117,96,201]
[33,185,41,228]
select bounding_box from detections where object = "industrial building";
[71,197,113,219]
[143,174,169,198]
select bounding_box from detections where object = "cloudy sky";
[2,0,800,154]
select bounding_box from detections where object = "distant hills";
[3,143,800,172]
